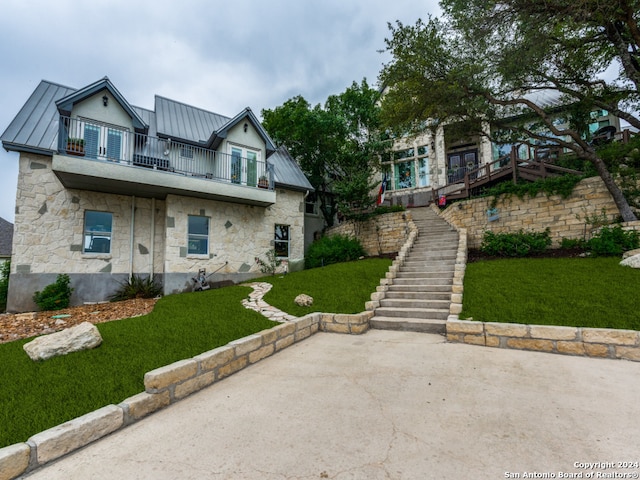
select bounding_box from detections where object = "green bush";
[33,274,73,311]
[560,238,586,250]
[109,275,163,302]
[305,234,366,269]
[586,225,640,257]
[0,261,9,312]
[481,228,552,257]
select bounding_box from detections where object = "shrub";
[33,274,73,311]
[255,249,282,276]
[305,234,366,269]
[0,261,9,312]
[586,225,640,257]
[481,228,552,257]
[560,238,586,250]
[109,275,163,302]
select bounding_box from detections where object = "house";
[380,90,622,207]
[1,77,313,312]
[0,217,13,266]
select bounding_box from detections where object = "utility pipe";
[150,197,155,277]
[130,196,135,280]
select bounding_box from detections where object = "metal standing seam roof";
[270,145,314,192]
[0,217,14,257]
[2,79,313,192]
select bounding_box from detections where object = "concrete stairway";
[370,207,458,334]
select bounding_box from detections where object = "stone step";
[385,291,452,301]
[380,298,451,309]
[392,277,453,285]
[369,316,446,334]
[396,271,454,279]
[374,306,450,320]
[399,265,455,273]
[387,284,453,293]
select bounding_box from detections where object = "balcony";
[53,116,276,206]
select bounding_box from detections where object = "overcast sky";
[0,0,441,223]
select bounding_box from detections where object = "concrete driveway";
[22,330,640,479]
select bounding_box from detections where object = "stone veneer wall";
[325,211,412,256]
[8,154,166,311]
[0,311,373,480]
[7,153,308,310]
[162,189,306,294]
[439,176,621,248]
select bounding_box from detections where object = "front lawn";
[0,258,391,448]
[460,257,640,330]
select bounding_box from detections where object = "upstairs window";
[84,211,113,253]
[188,215,209,255]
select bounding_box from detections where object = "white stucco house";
[1,77,313,312]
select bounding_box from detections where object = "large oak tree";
[379,0,640,221]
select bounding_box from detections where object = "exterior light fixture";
[244,122,248,132]
[102,95,108,107]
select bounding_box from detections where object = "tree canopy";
[379,0,640,221]
[262,79,387,227]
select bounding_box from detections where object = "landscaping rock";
[294,294,314,307]
[620,254,640,269]
[622,248,640,259]
[23,321,103,361]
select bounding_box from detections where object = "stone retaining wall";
[0,311,375,480]
[439,176,622,248]
[447,319,640,361]
[326,211,412,256]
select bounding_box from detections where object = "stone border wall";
[0,311,374,480]
[446,319,640,362]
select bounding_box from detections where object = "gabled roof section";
[270,145,314,192]
[155,96,230,144]
[207,107,276,154]
[55,77,147,131]
[1,80,75,154]
[0,217,14,257]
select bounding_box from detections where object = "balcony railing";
[58,116,274,189]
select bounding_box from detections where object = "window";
[180,146,194,159]
[84,211,112,254]
[305,192,318,215]
[188,215,209,255]
[274,224,290,258]
[82,120,127,161]
[395,161,415,189]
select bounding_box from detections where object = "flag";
[377,173,388,205]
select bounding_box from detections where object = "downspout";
[150,197,155,278]
[130,196,135,281]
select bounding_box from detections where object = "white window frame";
[274,224,290,258]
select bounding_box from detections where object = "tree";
[262,80,387,227]
[379,0,640,221]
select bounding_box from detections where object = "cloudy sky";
[0,0,441,223]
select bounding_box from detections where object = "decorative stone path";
[241,282,298,322]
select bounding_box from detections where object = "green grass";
[460,257,640,329]
[0,258,390,448]
[259,258,392,316]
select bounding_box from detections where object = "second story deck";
[55,116,276,207]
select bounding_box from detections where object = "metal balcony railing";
[57,116,274,189]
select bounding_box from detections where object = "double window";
[188,215,209,255]
[84,211,113,254]
[387,144,430,190]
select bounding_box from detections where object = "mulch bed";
[0,298,158,344]
[467,247,589,262]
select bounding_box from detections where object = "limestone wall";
[447,319,640,362]
[439,176,620,248]
[325,211,412,256]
